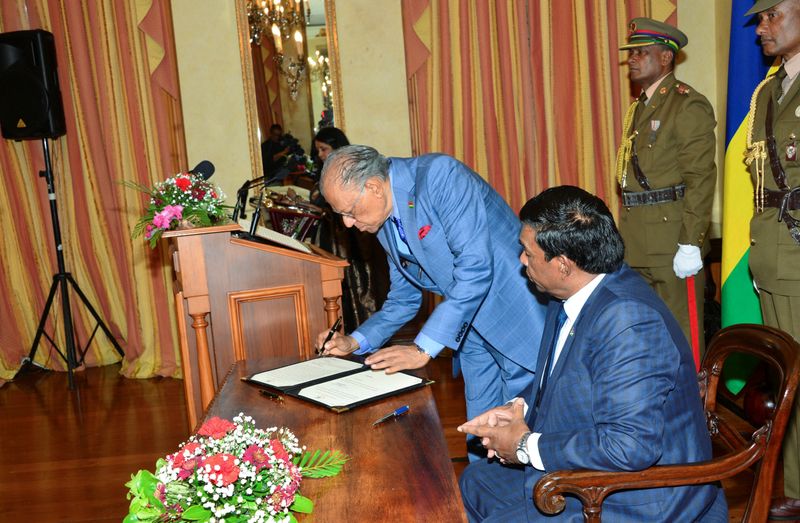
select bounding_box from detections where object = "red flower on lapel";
[418,225,432,240]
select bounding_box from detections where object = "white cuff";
[526,432,545,470]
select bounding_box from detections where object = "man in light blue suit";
[315,145,547,452]
[459,186,727,521]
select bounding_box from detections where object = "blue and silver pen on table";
[317,316,342,356]
[372,405,410,426]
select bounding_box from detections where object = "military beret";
[619,17,688,53]
[745,0,787,16]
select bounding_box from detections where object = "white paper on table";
[249,357,363,388]
[298,369,423,408]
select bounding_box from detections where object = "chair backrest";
[700,324,800,522]
[533,324,800,523]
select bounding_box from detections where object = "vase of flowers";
[126,170,230,249]
[124,413,347,523]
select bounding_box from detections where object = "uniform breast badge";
[649,120,660,144]
[787,136,797,162]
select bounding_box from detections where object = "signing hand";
[458,399,529,462]
[315,331,358,356]
[364,344,431,374]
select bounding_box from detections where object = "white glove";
[672,244,703,279]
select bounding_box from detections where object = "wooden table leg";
[190,312,215,409]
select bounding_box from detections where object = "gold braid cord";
[615,100,639,189]
[744,77,774,213]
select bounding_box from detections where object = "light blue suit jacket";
[353,154,546,372]
[523,265,724,521]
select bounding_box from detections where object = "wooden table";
[202,359,467,522]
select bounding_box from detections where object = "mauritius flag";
[721,0,772,393]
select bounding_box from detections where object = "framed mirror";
[240,0,345,171]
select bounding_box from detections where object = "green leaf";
[296,449,350,478]
[289,514,298,523]
[125,470,158,495]
[290,494,314,513]
[182,505,212,521]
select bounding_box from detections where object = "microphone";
[189,160,215,180]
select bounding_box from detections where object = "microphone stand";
[230,175,281,222]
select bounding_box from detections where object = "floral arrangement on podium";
[124,413,348,523]
[126,168,229,248]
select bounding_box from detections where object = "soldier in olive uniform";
[744,0,800,519]
[615,18,717,356]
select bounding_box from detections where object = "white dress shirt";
[779,52,800,103]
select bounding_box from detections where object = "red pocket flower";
[418,225,432,240]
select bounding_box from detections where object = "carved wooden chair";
[533,324,800,522]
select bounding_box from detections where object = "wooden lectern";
[163,224,347,428]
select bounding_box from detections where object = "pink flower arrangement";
[126,171,228,248]
[124,413,348,523]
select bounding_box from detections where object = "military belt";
[622,184,685,207]
[760,188,800,211]
[764,99,800,244]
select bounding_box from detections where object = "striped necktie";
[392,216,408,244]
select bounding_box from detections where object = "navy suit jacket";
[353,154,546,371]
[524,265,720,521]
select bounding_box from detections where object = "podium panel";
[227,285,311,361]
[164,224,346,428]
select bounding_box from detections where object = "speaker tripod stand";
[23,138,124,389]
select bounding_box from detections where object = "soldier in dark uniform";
[615,18,717,357]
[744,0,800,519]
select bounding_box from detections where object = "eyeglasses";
[335,188,365,219]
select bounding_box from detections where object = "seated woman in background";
[312,127,389,332]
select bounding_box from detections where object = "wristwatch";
[515,431,532,465]
[414,345,432,359]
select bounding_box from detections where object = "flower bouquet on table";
[126,162,230,249]
[124,413,348,523]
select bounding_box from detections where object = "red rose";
[175,175,192,191]
[270,439,290,463]
[418,225,432,240]
[198,417,236,439]
[202,453,240,486]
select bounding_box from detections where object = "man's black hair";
[519,185,624,274]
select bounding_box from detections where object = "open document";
[245,357,428,412]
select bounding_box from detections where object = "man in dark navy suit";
[458,186,727,521]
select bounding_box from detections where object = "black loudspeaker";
[0,29,66,140]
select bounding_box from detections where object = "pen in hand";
[372,405,410,426]
[317,316,342,356]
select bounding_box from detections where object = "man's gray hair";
[320,145,389,194]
